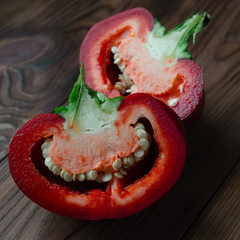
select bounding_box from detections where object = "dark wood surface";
[1,0,240,239]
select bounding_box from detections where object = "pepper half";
[79,8,210,126]
[9,65,186,219]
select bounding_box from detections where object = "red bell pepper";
[9,65,186,219]
[79,8,210,126]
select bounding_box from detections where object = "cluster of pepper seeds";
[111,46,135,95]
[41,122,150,183]
[111,46,184,107]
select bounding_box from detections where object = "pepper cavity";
[111,46,134,95]
[41,122,151,183]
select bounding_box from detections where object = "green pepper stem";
[146,11,210,62]
[55,63,123,134]
[170,11,210,55]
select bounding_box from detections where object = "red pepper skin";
[79,8,205,127]
[167,59,205,127]
[9,94,186,220]
[80,8,153,97]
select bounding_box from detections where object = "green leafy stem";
[147,11,210,61]
[55,63,123,132]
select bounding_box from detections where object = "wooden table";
[1,0,240,239]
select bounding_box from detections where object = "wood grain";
[0,29,79,160]
[183,161,240,240]
[1,0,240,239]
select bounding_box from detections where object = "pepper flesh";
[79,8,210,126]
[9,67,186,219]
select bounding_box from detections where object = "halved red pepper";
[79,8,210,126]
[9,65,186,219]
